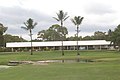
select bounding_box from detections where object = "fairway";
[0,50,120,80]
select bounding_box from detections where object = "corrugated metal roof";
[6,40,110,48]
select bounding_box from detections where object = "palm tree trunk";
[77,26,80,55]
[118,45,120,51]
[3,35,6,47]
[61,21,64,56]
[30,29,33,55]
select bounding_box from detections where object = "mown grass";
[0,50,120,80]
[0,50,120,64]
[0,62,120,80]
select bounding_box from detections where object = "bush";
[0,47,11,52]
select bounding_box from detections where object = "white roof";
[6,40,110,48]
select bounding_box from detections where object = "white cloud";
[84,2,115,15]
[0,0,120,40]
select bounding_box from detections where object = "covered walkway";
[6,40,111,51]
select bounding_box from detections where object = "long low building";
[6,40,111,51]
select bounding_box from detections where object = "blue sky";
[0,0,120,40]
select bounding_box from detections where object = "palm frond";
[64,16,69,21]
[71,16,84,26]
[63,12,68,18]
[78,17,84,25]
[59,10,63,17]
[33,22,37,27]
[24,22,28,27]
[21,26,28,30]
[53,17,60,21]
[57,12,63,20]
[71,18,77,25]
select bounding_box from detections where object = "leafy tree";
[47,24,60,41]
[60,27,68,40]
[66,36,82,41]
[21,18,37,55]
[53,10,69,55]
[37,24,68,41]
[4,34,26,42]
[110,24,120,50]
[82,36,94,40]
[0,23,8,47]
[71,16,84,55]
[93,31,106,40]
[49,24,68,40]
[0,23,8,35]
[37,30,47,41]
[81,31,107,40]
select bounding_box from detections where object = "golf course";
[0,50,120,80]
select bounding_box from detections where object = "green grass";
[0,50,120,64]
[0,62,120,80]
[0,50,120,80]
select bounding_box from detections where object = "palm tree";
[71,16,84,55]
[53,10,69,56]
[21,18,37,55]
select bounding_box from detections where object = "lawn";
[0,50,120,80]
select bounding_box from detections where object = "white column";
[87,46,88,50]
[74,46,76,50]
[12,48,14,52]
[100,45,101,50]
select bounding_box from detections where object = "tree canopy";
[0,23,8,47]
[109,24,120,50]
[0,23,8,35]
[38,24,68,41]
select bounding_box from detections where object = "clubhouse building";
[6,40,112,52]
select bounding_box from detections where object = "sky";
[0,0,120,40]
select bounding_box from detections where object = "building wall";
[6,40,111,52]
[10,45,110,52]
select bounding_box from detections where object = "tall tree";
[0,23,8,47]
[94,31,106,40]
[37,30,47,41]
[71,16,84,55]
[82,36,93,40]
[37,24,68,41]
[53,10,69,56]
[4,34,26,42]
[21,18,37,55]
[47,24,61,41]
[110,24,120,50]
